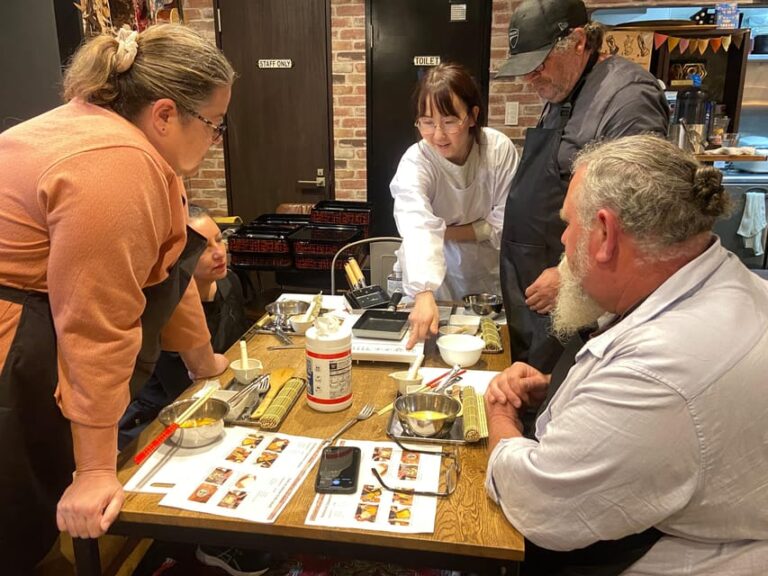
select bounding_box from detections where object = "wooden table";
[74,327,524,575]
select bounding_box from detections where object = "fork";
[236,378,271,420]
[324,403,375,445]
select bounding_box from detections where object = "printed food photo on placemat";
[388,505,412,526]
[188,482,218,504]
[241,433,264,447]
[218,489,247,510]
[205,467,233,485]
[373,446,392,461]
[255,451,279,468]
[360,484,382,503]
[354,503,379,523]
[225,446,251,463]
[234,473,257,489]
[266,437,291,452]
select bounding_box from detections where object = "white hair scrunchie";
[114,27,139,74]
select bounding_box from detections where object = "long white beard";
[550,239,605,341]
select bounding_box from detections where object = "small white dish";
[289,314,313,335]
[436,334,485,368]
[230,358,263,384]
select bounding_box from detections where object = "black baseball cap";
[496,0,588,78]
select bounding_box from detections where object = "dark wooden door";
[366,0,492,236]
[216,0,332,223]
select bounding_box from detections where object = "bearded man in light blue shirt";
[485,134,768,576]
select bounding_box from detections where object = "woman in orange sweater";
[0,24,234,571]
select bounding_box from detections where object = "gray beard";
[550,250,606,342]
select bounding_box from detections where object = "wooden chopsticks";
[133,385,217,465]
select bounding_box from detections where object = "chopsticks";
[376,367,467,416]
[133,386,217,465]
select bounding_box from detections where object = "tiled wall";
[182,0,738,213]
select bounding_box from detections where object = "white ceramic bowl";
[436,334,485,368]
[389,370,424,395]
[230,358,263,384]
[289,315,313,335]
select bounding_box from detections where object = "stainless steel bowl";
[394,393,461,438]
[266,300,310,329]
[463,293,503,316]
[158,397,229,448]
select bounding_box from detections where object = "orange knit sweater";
[0,100,210,432]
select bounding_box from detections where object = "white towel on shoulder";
[737,192,767,256]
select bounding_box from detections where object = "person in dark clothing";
[119,204,250,449]
[495,0,669,373]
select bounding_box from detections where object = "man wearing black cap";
[497,0,669,374]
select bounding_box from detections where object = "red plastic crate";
[309,201,371,236]
[227,224,293,254]
[231,253,293,268]
[287,224,362,257]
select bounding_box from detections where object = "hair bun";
[692,166,728,217]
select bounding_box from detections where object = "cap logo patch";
[509,28,519,49]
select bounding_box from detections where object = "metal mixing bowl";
[394,393,461,438]
[266,300,310,329]
[158,397,230,448]
[462,293,503,316]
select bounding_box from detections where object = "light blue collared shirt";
[486,240,768,575]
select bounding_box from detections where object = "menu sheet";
[126,427,323,523]
[305,439,443,534]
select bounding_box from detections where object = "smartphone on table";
[315,445,361,494]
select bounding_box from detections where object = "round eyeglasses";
[179,104,227,144]
[414,115,469,136]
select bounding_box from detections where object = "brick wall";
[181,0,747,212]
[180,0,227,214]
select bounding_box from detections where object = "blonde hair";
[63,24,235,120]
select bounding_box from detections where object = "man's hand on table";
[525,266,560,314]
[57,470,124,538]
[485,362,550,411]
[406,291,439,350]
[485,395,525,450]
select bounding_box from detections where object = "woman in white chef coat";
[391,63,519,348]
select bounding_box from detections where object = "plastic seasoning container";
[305,325,353,412]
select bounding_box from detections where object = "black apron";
[0,226,206,573]
[521,329,662,575]
[500,54,599,374]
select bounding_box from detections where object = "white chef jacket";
[486,239,768,575]
[390,127,518,301]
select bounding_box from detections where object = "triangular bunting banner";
[679,38,690,53]
[698,39,709,54]
[654,33,669,50]
[733,34,743,49]
[710,37,722,52]
[722,35,732,51]
[668,37,681,52]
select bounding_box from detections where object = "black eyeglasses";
[372,438,461,498]
[179,104,227,143]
